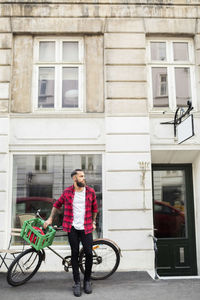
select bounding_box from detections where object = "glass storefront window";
[12,155,102,244]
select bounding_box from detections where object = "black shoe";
[83,280,92,294]
[73,282,82,297]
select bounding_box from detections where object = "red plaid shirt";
[53,185,98,234]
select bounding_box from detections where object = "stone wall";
[0,19,11,113]
[0,1,199,115]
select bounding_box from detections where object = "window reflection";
[175,67,191,107]
[13,155,102,244]
[149,40,193,109]
[39,42,55,62]
[38,67,55,108]
[153,170,186,238]
[150,42,166,61]
[62,67,79,108]
[63,42,79,62]
[173,42,189,61]
[152,67,169,107]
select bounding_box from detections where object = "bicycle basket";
[20,218,56,251]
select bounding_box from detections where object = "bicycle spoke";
[79,240,120,280]
[7,248,43,286]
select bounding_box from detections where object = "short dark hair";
[71,169,84,178]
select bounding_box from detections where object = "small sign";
[177,114,194,144]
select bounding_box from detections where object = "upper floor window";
[33,37,84,112]
[147,39,196,110]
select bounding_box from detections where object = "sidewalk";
[1,271,200,300]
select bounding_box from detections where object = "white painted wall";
[0,117,9,251]
[192,153,200,275]
[104,116,154,272]
[2,115,155,273]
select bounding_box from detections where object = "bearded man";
[44,169,98,297]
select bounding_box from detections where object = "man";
[44,169,98,297]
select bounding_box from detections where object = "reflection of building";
[153,170,185,207]
[1,1,200,277]
[13,155,102,238]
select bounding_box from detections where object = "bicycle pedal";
[64,266,69,272]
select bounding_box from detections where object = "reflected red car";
[16,197,63,227]
[154,201,185,238]
[17,197,54,219]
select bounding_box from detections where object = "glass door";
[152,164,197,276]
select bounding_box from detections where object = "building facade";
[1,0,200,276]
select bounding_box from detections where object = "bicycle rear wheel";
[7,248,43,286]
[79,239,120,280]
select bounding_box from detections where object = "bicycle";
[7,210,121,287]
[149,233,159,280]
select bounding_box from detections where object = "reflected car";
[16,197,63,227]
[154,201,185,238]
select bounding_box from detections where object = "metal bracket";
[160,100,193,137]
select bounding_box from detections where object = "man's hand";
[43,217,53,230]
[43,207,58,229]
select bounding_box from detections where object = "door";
[152,164,197,276]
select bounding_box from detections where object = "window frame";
[147,38,196,112]
[32,37,85,113]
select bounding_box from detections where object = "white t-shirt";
[72,188,86,230]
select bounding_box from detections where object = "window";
[12,154,102,244]
[35,156,47,172]
[33,37,84,111]
[153,168,186,238]
[147,39,195,110]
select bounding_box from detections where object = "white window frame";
[32,37,85,113]
[147,38,196,112]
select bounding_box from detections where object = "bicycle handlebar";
[148,234,158,243]
[35,209,63,232]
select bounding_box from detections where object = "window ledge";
[10,112,105,119]
[149,109,174,118]
[150,108,200,118]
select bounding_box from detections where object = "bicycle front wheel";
[79,239,120,280]
[7,248,43,286]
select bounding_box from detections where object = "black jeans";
[68,226,93,283]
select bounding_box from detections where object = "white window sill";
[10,112,105,119]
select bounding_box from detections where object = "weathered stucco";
[11,35,33,113]
[85,35,104,113]
[0,2,200,113]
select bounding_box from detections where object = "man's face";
[74,171,86,187]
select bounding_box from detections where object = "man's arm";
[91,189,98,230]
[92,212,97,231]
[43,207,59,229]
[92,212,97,223]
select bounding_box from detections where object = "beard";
[76,179,86,187]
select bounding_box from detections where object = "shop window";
[147,39,195,110]
[33,37,84,111]
[12,154,102,244]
